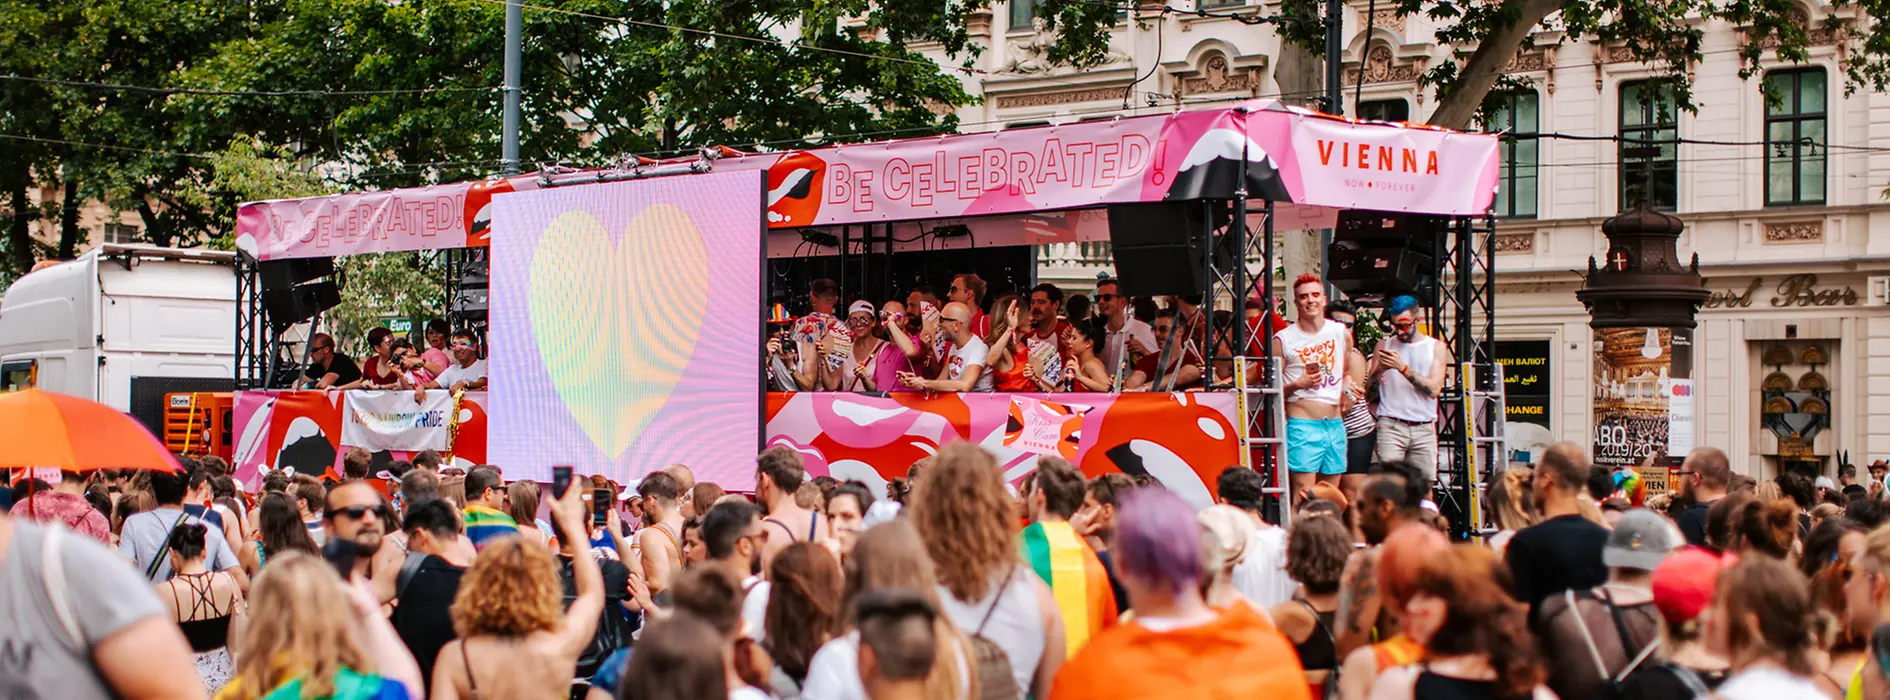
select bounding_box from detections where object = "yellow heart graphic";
[529,205,709,461]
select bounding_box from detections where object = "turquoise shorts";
[1287,418,1348,475]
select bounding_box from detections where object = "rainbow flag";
[463,504,519,551]
[1021,520,1118,657]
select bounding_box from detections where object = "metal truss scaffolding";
[1433,213,1501,540]
[234,252,268,390]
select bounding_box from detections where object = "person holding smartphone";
[1274,273,1353,498]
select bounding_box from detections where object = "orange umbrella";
[0,389,180,473]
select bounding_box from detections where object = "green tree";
[1040,0,1890,130]
[200,136,444,353]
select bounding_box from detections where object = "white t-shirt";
[433,359,488,389]
[802,630,974,700]
[1716,665,1826,700]
[729,686,773,700]
[1276,320,1349,405]
[1230,524,1294,610]
[1102,318,1158,376]
[742,577,772,642]
[947,336,995,392]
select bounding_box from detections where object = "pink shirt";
[21,491,111,543]
[874,342,915,393]
[422,347,452,373]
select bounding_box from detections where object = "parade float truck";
[0,245,235,436]
[225,100,1502,516]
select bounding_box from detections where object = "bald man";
[900,302,993,392]
[665,464,699,517]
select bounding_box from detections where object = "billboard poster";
[1493,340,1552,464]
[1592,327,1693,468]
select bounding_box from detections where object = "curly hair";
[764,542,844,683]
[910,442,1018,603]
[1411,545,1545,698]
[1286,514,1351,594]
[231,552,376,698]
[451,537,564,638]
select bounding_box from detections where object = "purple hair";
[1113,488,1204,595]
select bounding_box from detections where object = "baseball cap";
[847,300,876,317]
[1603,509,1681,571]
[1651,547,1727,623]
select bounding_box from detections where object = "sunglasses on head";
[327,503,390,520]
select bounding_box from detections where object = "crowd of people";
[297,320,488,396]
[764,273,1295,395]
[4,435,1889,699]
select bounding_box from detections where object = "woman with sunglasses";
[842,300,888,392]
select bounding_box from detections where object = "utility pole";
[501,0,522,176]
[1320,0,1343,285]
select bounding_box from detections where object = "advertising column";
[1591,327,1693,469]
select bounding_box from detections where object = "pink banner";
[236,177,538,261]
[763,391,1242,510]
[237,102,1500,261]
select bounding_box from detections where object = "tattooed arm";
[1334,547,1382,659]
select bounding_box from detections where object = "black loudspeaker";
[1328,210,1443,300]
[263,281,342,331]
[1106,202,1225,297]
[259,257,335,291]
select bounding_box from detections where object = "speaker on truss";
[1328,210,1445,301]
[1106,201,1239,298]
[262,281,341,332]
[259,257,335,291]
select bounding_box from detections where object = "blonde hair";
[911,443,1018,602]
[1488,467,1538,532]
[847,521,970,700]
[1197,505,1251,607]
[451,537,565,638]
[230,552,376,698]
[1754,481,1783,505]
[438,474,467,509]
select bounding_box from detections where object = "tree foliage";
[0,0,984,281]
[1054,0,1889,130]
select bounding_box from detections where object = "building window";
[1619,80,1678,211]
[102,223,141,245]
[1009,0,1041,29]
[1765,69,1827,206]
[1488,91,1539,218]
[1357,98,1410,122]
[1200,0,1245,8]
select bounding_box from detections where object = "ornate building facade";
[926,1,1890,478]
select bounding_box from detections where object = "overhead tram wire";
[0,75,501,98]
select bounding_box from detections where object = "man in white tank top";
[1273,273,1356,496]
[1370,295,1452,479]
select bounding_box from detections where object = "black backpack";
[558,555,634,679]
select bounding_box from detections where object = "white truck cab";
[0,245,235,431]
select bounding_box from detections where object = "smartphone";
[323,538,359,580]
[593,488,611,527]
[553,465,573,499]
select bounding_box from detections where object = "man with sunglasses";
[901,302,993,392]
[301,332,363,390]
[417,330,487,401]
[325,480,394,583]
[1370,295,1452,478]
[948,273,990,338]
[1094,279,1156,381]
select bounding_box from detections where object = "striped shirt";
[463,505,519,550]
[1342,382,1376,438]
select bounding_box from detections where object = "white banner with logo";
[341,391,454,452]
